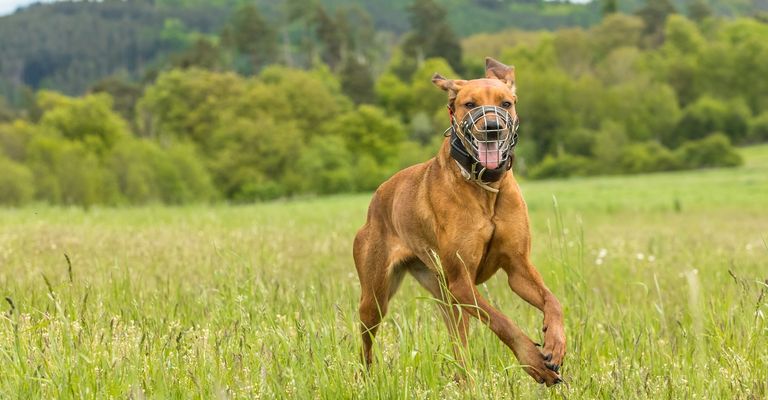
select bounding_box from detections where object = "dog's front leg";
[445,273,562,386]
[506,258,566,373]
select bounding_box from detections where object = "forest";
[0,0,767,205]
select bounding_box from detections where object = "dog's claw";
[534,342,542,347]
[554,377,562,384]
[543,353,552,361]
[545,362,560,373]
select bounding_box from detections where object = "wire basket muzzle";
[457,106,519,170]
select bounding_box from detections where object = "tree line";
[0,0,767,206]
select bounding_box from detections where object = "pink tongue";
[477,142,501,169]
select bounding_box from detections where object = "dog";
[353,57,565,386]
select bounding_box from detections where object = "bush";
[620,141,680,173]
[0,121,36,162]
[674,133,742,169]
[295,135,354,195]
[37,91,129,153]
[26,135,113,206]
[671,96,750,147]
[747,112,768,144]
[528,153,592,179]
[0,155,34,205]
[109,138,215,204]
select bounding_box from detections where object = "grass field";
[1,146,767,399]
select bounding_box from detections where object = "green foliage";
[0,120,35,162]
[748,112,768,144]
[634,0,677,44]
[296,135,355,194]
[0,5,762,205]
[220,4,278,73]
[339,58,375,104]
[0,154,34,205]
[620,140,680,173]
[25,135,114,206]
[337,106,406,160]
[208,115,303,201]
[528,153,592,179]
[672,96,750,147]
[0,1,230,96]
[37,91,129,153]
[137,69,245,145]
[397,0,463,79]
[674,133,743,169]
[109,138,215,204]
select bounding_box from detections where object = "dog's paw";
[516,339,562,386]
[542,323,566,371]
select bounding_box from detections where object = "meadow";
[0,146,766,399]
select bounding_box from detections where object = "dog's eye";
[464,102,476,109]
[501,101,513,108]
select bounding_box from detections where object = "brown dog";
[353,58,565,386]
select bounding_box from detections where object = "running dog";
[353,57,565,386]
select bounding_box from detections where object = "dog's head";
[433,58,519,171]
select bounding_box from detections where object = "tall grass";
[0,146,767,398]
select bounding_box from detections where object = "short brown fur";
[353,57,565,386]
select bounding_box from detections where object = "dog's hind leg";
[353,228,406,366]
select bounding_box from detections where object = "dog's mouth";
[476,140,503,169]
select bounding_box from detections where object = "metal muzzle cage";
[453,105,519,169]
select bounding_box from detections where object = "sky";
[0,0,49,16]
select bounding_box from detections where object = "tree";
[313,6,344,70]
[635,0,676,46]
[687,0,712,22]
[37,91,129,154]
[602,0,618,17]
[340,57,375,104]
[0,154,34,205]
[398,0,463,79]
[89,75,143,122]
[170,37,223,70]
[221,4,278,73]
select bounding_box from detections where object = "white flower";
[636,253,645,260]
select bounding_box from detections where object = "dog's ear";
[432,73,466,102]
[485,57,515,90]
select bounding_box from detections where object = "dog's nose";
[483,119,500,131]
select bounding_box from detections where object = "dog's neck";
[437,138,505,196]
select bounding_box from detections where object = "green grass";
[1,146,767,398]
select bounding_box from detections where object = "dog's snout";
[483,119,500,130]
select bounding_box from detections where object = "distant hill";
[0,0,759,100]
[0,1,231,99]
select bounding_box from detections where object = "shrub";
[747,112,768,144]
[295,135,354,195]
[620,141,680,173]
[671,96,750,147]
[674,133,742,169]
[109,138,215,204]
[26,135,111,206]
[528,153,592,179]
[0,155,34,206]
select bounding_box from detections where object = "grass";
[1,146,767,399]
